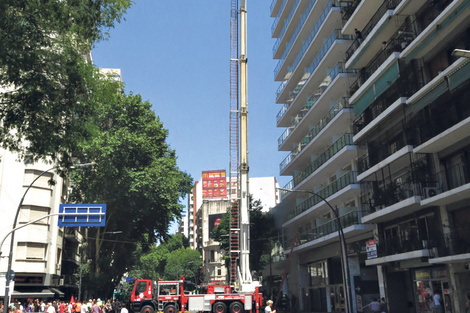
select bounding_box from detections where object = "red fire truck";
[129,277,262,313]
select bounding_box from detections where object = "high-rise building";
[271,0,470,313]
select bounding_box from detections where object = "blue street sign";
[58,204,106,227]
[125,277,135,283]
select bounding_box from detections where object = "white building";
[0,148,68,300]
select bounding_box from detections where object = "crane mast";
[229,0,257,291]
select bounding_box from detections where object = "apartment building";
[271,0,470,313]
[0,149,69,300]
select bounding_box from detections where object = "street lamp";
[2,162,95,308]
[452,49,470,58]
[277,187,353,313]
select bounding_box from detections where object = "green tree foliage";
[0,0,132,164]
[130,234,202,284]
[70,89,193,296]
[212,197,277,275]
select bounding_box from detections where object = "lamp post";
[2,162,95,308]
[278,187,353,313]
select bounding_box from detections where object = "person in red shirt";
[59,302,66,313]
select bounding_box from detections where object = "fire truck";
[129,277,262,313]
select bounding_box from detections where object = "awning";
[49,287,65,297]
[12,289,54,299]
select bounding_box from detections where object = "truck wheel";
[229,302,243,313]
[213,302,227,313]
[141,306,154,313]
[164,305,177,313]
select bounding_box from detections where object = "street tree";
[0,0,132,165]
[70,88,193,296]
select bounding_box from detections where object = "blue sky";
[92,1,289,207]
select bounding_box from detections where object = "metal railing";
[273,0,302,55]
[295,209,365,246]
[288,171,358,220]
[276,29,353,100]
[277,94,349,150]
[271,0,288,35]
[293,133,354,185]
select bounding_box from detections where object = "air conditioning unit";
[56,263,61,271]
[423,187,440,198]
[59,278,64,285]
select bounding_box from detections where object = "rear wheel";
[164,305,177,313]
[213,302,227,313]
[141,305,154,313]
[229,302,243,313]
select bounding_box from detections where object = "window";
[17,242,47,260]
[23,170,53,189]
[19,206,50,224]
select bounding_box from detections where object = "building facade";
[271,0,470,313]
[180,174,279,283]
[0,149,70,300]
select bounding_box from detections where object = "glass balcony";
[278,95,349,150]
[295,209,366,247]
[277,29,353,101]
[434,161,470,195]
[271,0,288,35]
[277,62,353,137]
[288,171,358,220]
[273,0,302,54]
[274,0,316,74]
[293,133,354,185]
[280,0,335,78]
[435,231,470,258]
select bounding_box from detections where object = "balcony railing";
[271,0,288,35]
[278,94,349,151]
[435,161,470,194]
[361,173,423,214]
[287,171,358,220]
[345,0,402,62]
[273,0,302,55]
[295,209,367,247]
[377,229,439,257]
[277,61,353,135]
[276,29,353,100]
[293,133,354,185]
[275,0,329,77]
[435,231,470,258]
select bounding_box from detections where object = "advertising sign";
[366,239,377,259]
[202,170,227,199]
[209,214,223,239]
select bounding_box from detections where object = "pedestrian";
[367,298,380,313]
[433,290,444,313]
[265,300,276,313]
[119,305,127,313]
[46,304,55,313]
[59,302,66,313]
[380,297,387,313]
[92,302,99,313]
[355,28,363,43]
[40,302,45,313]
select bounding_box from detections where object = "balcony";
[366,235,434,266]
[286,171,358,222]
[421,160,470,208]
[361,172,423,224]
[274,0,341,79]
[276,29,353,103]
[271,0,289,35]
[277,62,355,129]
[291,209,374,252]
[273,0,302,57]
[293,133,355,186]
[430,231,470,264]
[279,98,352,174]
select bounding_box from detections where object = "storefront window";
[413,267,452,313]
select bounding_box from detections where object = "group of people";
[0,299,127,313]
